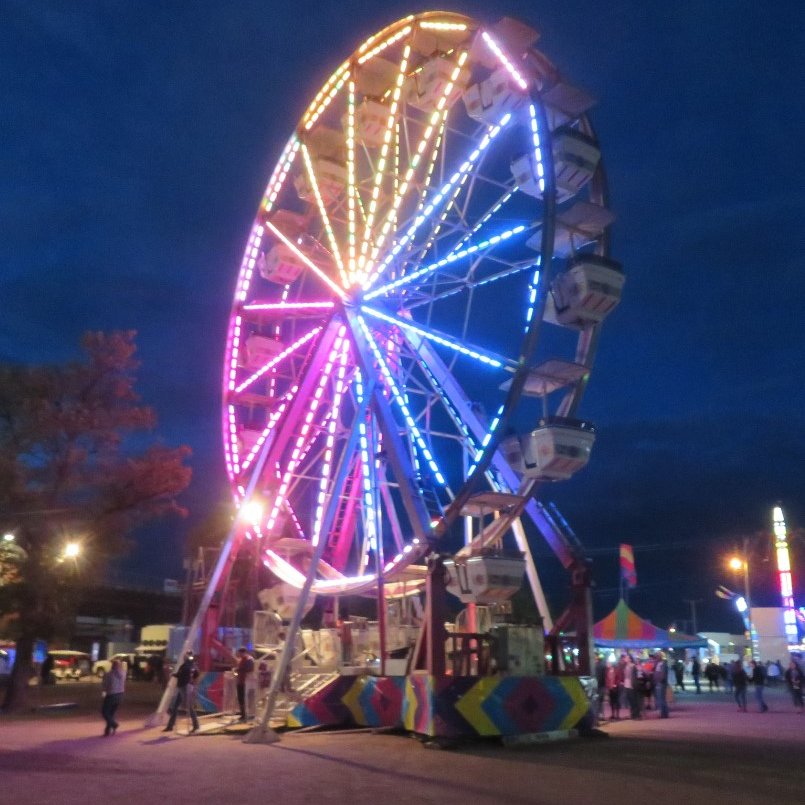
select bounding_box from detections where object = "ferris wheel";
[221,11,623,604]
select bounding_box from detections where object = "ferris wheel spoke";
[300,144,348,285]
[311,336,351,546]
[363,111,514,293]
[360,305,514,370]
[367,53,468,276]
[365,222,528,301]
[348,313,434,539]
[358,43,412,278]
[264,220,347,300]
[265,324,349,531]
[233,324,324,395]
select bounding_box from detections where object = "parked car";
[48,650,92,680]
[93,653,136,679]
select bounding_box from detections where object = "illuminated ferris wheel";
[221,11,623,603]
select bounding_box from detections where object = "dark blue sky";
[2,1,803,631]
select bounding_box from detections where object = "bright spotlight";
[240,500,264,526]
[63,542,81,559]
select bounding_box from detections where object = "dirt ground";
[1,680,803,804]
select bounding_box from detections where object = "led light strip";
[239,388,296,473]
[301,144,347,285]
[452,189,516,255]
[358,316,445,485]
[528,104,546,193]
[359,44,412,278]
[523,259,542,332]
[355,370,378,553]
[467,403,505,475]
[312,338,351,546]
[367,52,470,277]
[421,21,468,31]
[243,301,334,312]
[365,223,525,300]
[357,25,412,64]
[261,136,300,215]
[361,306,505,368]
[346,79,358,282]
[266,326,347,530]
[234,325,322,395]
[303,61,350,129]
[481,31,528,90]
[364,111,513,292]
[265,221,348,300]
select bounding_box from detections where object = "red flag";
[620,543,637,588]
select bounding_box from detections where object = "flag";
[619,543,637,588]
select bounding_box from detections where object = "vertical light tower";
[772,504,799,645]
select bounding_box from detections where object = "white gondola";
[552,127,600,200]
[524,49,595,128]
[444,554,526,604]
[244,334,285,370]
[511,128,600,202]
[293,158,346,205]
[295,127,346,205]
[526,200,614,257]
[353,98,391,147]
[404,54,470,112]
[501,417,595,481]
[544,255,624,329]
[463,67,526,125]
[258,243,306,284]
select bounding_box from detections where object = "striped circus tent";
[593,599,707,649]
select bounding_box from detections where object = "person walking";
[732,659,748,712]
[594,654,607,720]
[750,660,768,712]
[784,658,804,713]
[623,654,639,718]
[673,658,685,691]
[691,656,701,694]
[101,658,126,736]
[163,652,200,733]
[234,646,254,722]
[653,652,669,718]
[605,661,621,720]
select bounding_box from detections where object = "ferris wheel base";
[286,673,593,740]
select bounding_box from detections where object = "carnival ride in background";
[167,11,625,740]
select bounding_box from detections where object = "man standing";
[750,660,768,712]
[234,646,254,722]
[101,659,126,736]
[732,658,748,712]
[653,652,669,718]
[163,652,200,733]
[691,655,701,693]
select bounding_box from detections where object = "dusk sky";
[2,1,803,632]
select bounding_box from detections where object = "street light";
[63,541,81,560]
[727,550,756,659]
[3,533,14,543]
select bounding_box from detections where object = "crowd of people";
[595,651,805,720]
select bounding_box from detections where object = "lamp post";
[728,540,756,659]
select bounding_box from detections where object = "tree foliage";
[0,331,191,712]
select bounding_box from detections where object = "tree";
[0,331,191,712]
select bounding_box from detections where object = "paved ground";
[1,683,803,804]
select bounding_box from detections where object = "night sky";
[3,1,804,633]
